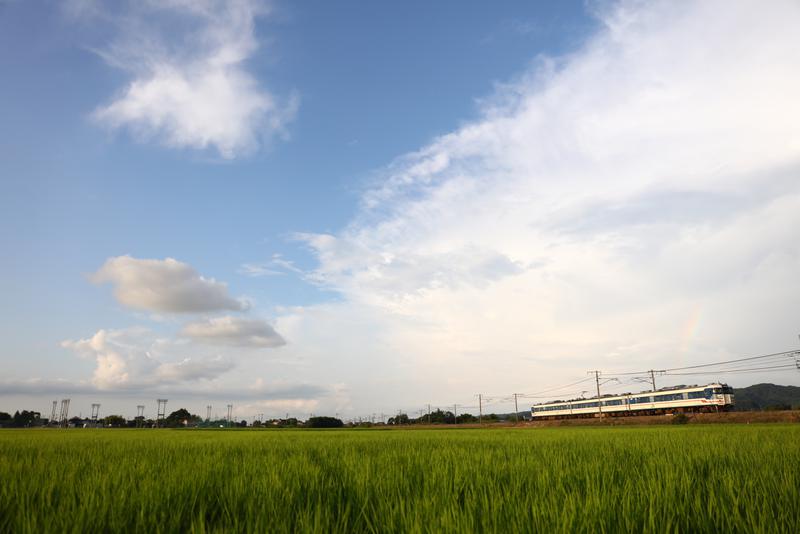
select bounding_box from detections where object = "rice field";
[0,425,798,533]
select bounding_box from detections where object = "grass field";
[1,425,798,533]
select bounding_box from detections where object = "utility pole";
[427,404,431,425]
[136,405,145,428]
[49,401,58,427]
[477,394,483,424]
[513,393,519,423]
[649,370,657,392]
[589,371,602,416]
[453,404,458,424]
[206,405,212,421]
[226,404,233,427]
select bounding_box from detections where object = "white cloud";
[61,328,234,390]
[284,0,800,407]
[87,0,296,158]
[92,256,247,314]
[180,316,285,348]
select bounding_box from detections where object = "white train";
[531,383,735,419]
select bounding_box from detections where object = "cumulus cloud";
[180,316,285,348]
[92,256,247,314]
[61,328,234,390]
[286,0,800,404]
[85,0,296,158]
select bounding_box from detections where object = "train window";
[687,391,705,399]
[630,396,651,404]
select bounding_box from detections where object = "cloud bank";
[61,328,234,390]
[87,0,296,158]
[283,0,800,404]
[92,256,247,313]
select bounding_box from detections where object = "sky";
[1,0,799,421]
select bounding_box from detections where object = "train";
[530,383,735,419]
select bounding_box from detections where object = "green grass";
[1,425,798,533]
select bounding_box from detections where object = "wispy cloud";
[238,254,305,278]
[82,0,296,158]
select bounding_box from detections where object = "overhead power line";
[605,349,799,377]
[664,364,799,376]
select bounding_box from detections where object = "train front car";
[704,383,735,411]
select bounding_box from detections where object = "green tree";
[11,410,41,427]
[103,415,127,427]
[165,408,202,427]
[388,414,410,425]
[306,416,344,428]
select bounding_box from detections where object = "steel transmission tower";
[91,404,101,427]
[58,399,70,428]
[49,401,58,427]
[156,399,168,427]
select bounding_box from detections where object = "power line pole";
[226,404,233,427]
[513,393,519,423]
[49,401,58,427]
[427,404,431,425]
[206,405,212,421]
[477,394,483,424]
[589,371,602,416]
[453,404,458,424]
[136,405,145,428]
[649,369,657,392]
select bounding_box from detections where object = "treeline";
[383,409,511,426]
[0,410,43,428]
[0,409,347,429]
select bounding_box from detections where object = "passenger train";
[531,383,734,419]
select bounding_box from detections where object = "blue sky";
[2,0,799,420]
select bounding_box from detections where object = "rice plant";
[0,425,797,533]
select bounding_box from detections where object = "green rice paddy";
[1,425,798,533]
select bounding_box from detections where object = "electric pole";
[589,371,602,416]
[513,393,519,423]
[427,404,431,425]
[649,369,657,392]
[477,394,483,424]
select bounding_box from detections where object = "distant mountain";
[733,383,800,411]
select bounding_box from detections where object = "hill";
[733,383,800,411]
